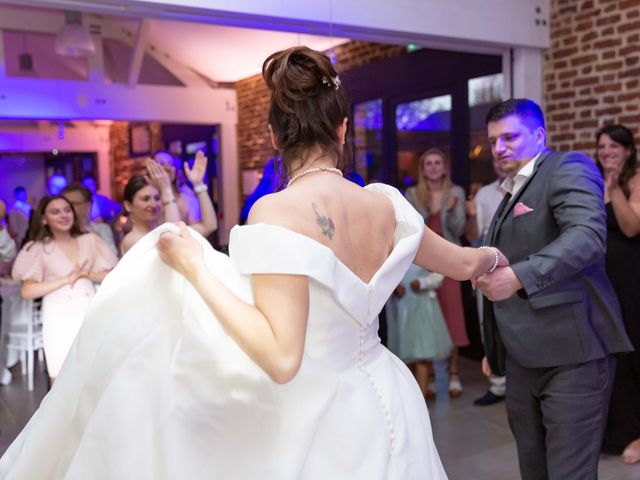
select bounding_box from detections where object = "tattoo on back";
[312,203,335,240]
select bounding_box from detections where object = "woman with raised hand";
[11,195,117,384]
[152,150,218,237]
[119,157,185,254]
[120,175,163,255]
[0,47,506,479]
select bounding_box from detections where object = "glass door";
[353,99,383,184]
[394,93,452,190]
[467,73,504,194]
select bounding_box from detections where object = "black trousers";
[505,354,615,480]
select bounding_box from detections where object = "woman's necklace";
[287,167,343,188]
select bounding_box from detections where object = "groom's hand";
[477,266,522,302]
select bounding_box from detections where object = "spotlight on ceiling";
[54,10,96,57]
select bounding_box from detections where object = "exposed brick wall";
[545,0,640,152]
[236,41,406,172]
[110,121,164,202]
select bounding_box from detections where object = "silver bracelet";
[479,246,499,273]
[162,197,176,206]
[193,184,208,194]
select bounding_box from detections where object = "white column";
[219,121,239,244]
[96,125,112,196]
[511,46,543,106]
[128,19,150,87]
[0,28,6,79]
[501,50,512,100]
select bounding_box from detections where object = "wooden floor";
[0,357,639,479]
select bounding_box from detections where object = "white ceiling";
[144,20,349,83]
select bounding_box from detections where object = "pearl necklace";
[287,166,343,188]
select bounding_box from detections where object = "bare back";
[121,228,146,255]
[248,174,396,283]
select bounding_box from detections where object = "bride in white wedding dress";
[0,47,507,480]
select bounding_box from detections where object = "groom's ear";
[535,126,547,147]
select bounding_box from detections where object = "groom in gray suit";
[477,99,632,480]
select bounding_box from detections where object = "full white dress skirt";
[0,184,447,479]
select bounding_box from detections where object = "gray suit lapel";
[488,149,553,245]
[486,194,510,246]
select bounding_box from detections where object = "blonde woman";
[405,148,469,398]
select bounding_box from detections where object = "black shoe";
[473,391,505,406]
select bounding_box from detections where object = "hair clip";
[322,75,341,90]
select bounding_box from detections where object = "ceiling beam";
[87,32,105,82]
[0,76,236,123]
[127,18,148,87]
[102,19,211,87]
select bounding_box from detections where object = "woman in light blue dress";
[387,264,452,399]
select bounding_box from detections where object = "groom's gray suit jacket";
[483,149,632,376]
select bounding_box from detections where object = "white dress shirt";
[474,179,505,241]
[500,151,543,197]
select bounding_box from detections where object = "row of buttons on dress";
[357,323,396,456]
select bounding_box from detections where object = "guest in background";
[9,186,31,218]
[344,169,365,187]
[387,264,452,399]
[47,173,67,196]
[120,176,163,255]
[152,150,217,237]
[465,156,509,406]
[11,195,117,384]
[405,148,469,398]
[239,157,282,224]
[62,183,118,257]
[81,175,122,224]
[0,199,17,386]
[7,186,32,247]
[595,124,640,464]
[0,200,17,263]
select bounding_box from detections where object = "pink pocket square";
[513,202,534,217]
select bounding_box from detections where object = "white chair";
[1,281,45,391]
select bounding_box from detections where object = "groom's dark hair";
[485,98,545,132]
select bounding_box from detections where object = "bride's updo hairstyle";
[262,46,353,182]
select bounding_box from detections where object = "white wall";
[0,122,112,195]
[14,0,550,49]
[512,47,544,107]
[0,78,237,124]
